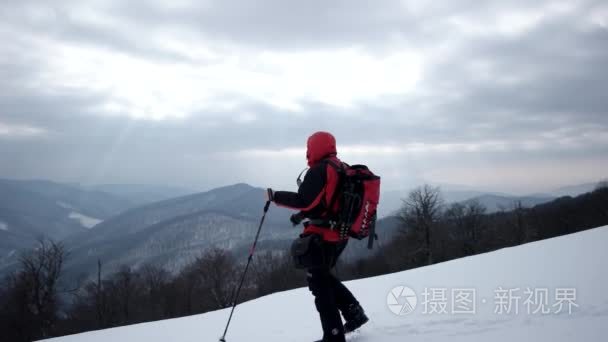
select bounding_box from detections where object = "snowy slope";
[45,226,608,342]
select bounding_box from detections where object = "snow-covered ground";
[68,212,102,229]
[45,226,608,342]
[57,201,103,229]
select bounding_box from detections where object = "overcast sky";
[1,0,607,194]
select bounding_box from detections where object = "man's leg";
[307,268,345,342]
[329,273,359,312]
[325,241,358,312]
[332,276,368,332]
[325,241,368,332]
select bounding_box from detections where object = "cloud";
[0,122,46,139]
[5,32,424,118]
[0,0,606,193]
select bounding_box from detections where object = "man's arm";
[273,164,326,211]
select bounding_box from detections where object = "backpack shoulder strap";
[322,159,346,215]
[324,159,348,173]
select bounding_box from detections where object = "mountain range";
[60,183,294,279]
[0,178,602,280]
[87,184,196,206]
[0,179,135,270]
[59,183,400,280]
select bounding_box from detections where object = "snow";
[68,212,102,229]
[0,221,7,231]
[58,201,102,228]
[43,226,608,342]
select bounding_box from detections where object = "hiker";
[266,131,369,342]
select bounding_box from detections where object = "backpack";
[326,160,381,249]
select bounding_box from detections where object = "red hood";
[306,131,337,167]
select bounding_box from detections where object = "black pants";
[306,240,358,342]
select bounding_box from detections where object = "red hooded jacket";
[273,132,343,242]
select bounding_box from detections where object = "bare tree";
[94,260,106,328]
[596,179,608,191]
[252,251,303,296]
[4,239,67,340]
[444,201,486,254]
[139,264,171,319]
[174,263,200,315]
[511,201,528,244]
[111,266,140,323]
[194,248,236,309]
[399,185,444,265]
[87,260,117,328]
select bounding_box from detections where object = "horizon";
[2,175,604,198]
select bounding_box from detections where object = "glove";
[266,188,274,202]
[290,212,305,227]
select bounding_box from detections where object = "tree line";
[344,182,608,279]
[0,242,305,341]
[1,183,607,341]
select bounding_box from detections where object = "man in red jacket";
[267,131,368,342]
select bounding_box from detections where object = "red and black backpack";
[326,161,381,249]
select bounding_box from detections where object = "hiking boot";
[313,337,345,342]
[342,303,369,333]
[314,327,346,342]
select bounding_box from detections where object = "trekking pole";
[219,200,271,342]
